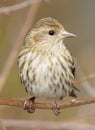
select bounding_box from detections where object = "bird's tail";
[69,86,80,98]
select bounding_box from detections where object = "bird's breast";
[19,46,74,99]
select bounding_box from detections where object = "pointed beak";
[62,30,76,38]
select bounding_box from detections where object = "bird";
[18,17,79,115]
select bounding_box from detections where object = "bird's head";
[26,17,76,47]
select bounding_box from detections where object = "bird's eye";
[48,30,55,35]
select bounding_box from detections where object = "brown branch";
[75,73,95,85]
[0,98,95,110]
[0,0,42,14]
[2,119,95,129]
[0,0,42,92]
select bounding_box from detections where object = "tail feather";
[69,86,80,98]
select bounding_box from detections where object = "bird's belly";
[23,61,67,99]
[20,53,73,100]
[29,81,65,99]
[27,69,65,99]
[27,79,66,100]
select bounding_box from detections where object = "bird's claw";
[52,100,60,116]
[23,97,35,113]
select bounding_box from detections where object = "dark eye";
[48,30,55,35]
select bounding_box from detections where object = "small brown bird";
[18,17,78,115]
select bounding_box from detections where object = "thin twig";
[75,73,95,85]
[0,98,95,110]
[0,0,42,14]
[2,119,95,129]
[0,0,42,92]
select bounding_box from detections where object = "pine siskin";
[18,17,78,115]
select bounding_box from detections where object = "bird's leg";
[52,100,61,116]
[23,97,35,113]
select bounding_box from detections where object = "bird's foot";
[23,97,35,113]
[52,100,60,116]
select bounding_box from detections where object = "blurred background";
[0,0,95,130]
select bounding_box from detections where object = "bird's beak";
[62,30,76,38]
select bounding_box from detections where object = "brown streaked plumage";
[18,17,78,114]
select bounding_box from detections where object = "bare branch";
[0,98,95,111]
[0,0,42,92]
[0,0,42,14]
[2,119,95,130]
[75,73,95,85]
